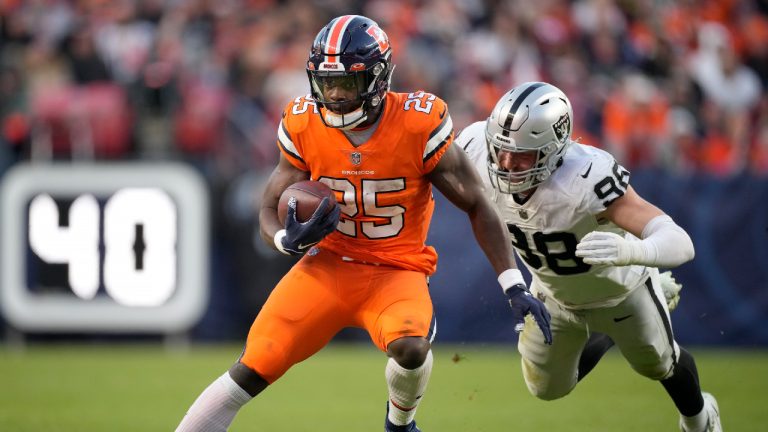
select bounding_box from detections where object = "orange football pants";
[239,247,434,384]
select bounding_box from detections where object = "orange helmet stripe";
[325,15,354,64]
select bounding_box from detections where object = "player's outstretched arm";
[428,144,553,344]
[575,186,695,267]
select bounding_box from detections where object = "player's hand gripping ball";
[277,180,336,224]
[277,180,340,255]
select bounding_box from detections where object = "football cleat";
[385,418,421,432]
[385,402,422,432]
[679,392,722,432]
[660,271,683,311]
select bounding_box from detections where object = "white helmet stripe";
[324,15,354,64]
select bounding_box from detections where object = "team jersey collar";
[335,92,393,148]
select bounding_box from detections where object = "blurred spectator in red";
[174,83,230,155]
[698,100,744,175]
[603,73,669,168]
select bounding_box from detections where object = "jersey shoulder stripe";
[424,112,453,162]
[278,119,304,164]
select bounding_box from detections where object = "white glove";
[575,231,643,266]
[576,216,694,268]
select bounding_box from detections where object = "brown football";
[277,180,336,225]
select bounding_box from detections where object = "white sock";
[176,372,253,432]
[680,405,708,432]
[386,350,433,426]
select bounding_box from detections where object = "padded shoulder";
[457,121,486,157]
[560,144,631,214]
[277,94,319,170]
[281,94,318,135]
[395,91,450,135]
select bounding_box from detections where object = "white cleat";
[680,392,722,432]
[660,271,683,311]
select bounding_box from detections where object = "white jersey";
[459,121,650,309]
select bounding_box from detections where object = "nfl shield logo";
[350,152,362,165]
[553,113,571,144]
[518,209,529,219]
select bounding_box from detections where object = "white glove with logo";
[575,231,643,266]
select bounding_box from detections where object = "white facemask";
[323,106,367,130]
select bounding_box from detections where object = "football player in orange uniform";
[176,15,551,432]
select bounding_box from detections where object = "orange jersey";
[277,91,454,274]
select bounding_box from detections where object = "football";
[277,180,336,225]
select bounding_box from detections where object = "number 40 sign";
[0,163,209,333]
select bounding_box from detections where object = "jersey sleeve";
[408,93,453,173]
[457,121,487,168]
[457,121,493,189]
[276,97,311,171]
[580,149,631,215]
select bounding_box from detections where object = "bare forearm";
[258,157,310,251]
[259,206,283,250]
[468,199,515,275]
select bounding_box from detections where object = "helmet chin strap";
[323,106,367,130]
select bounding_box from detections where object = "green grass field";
[0,343,763,431]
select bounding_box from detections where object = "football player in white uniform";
[460,82,722,432]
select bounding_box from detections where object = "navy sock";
[660,348,704,416]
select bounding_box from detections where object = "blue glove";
[506,284,553,345]
[279,196,340,255]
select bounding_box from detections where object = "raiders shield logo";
[350,151,362,165]
[553,113,571,144]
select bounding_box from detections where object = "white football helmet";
[485,82,573,194]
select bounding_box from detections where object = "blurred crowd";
[1,0,767,180]
[1,0,766,339]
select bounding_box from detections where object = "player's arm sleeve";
[577,151,694,268]
[635,214,695,267]
[277,108,309,172]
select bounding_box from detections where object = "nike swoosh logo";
[439,107,447,119]
[613,314,633,323]
[297,243,316,250]
[462,137,475,151]
[580,162,593,178]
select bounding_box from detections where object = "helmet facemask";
[486,135,567,194]
[308,60,392,129]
